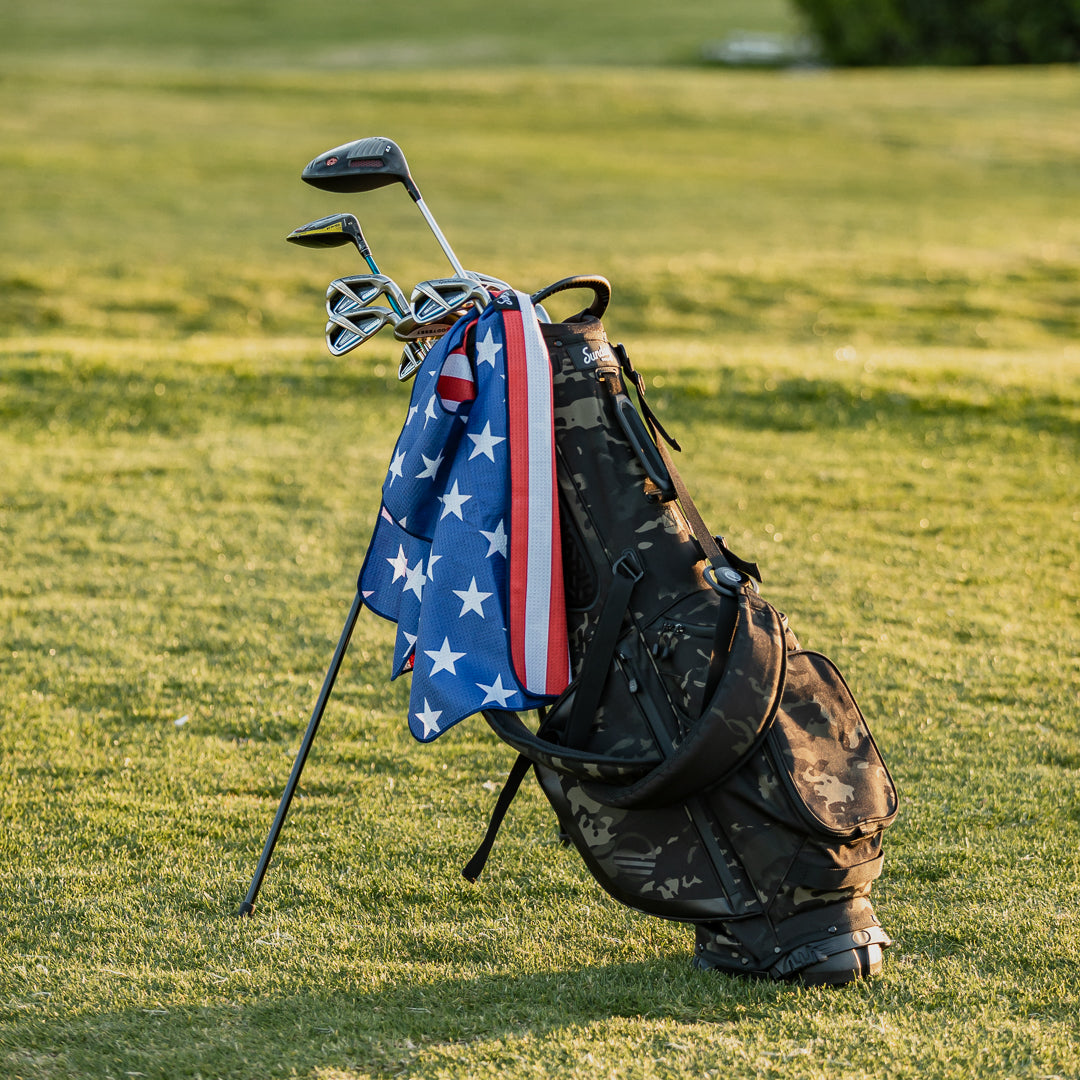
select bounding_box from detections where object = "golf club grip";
[531,276,610,318]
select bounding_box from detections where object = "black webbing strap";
[613,343,748,580]
[615,342,760,709]
[562,549,644,749]
[612,343,682,452]
[462,752,533,882]
[654,437,752,712]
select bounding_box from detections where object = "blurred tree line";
[791,0,1080,65]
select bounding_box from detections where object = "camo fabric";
[769,650,898,838]
[493,311,898,981]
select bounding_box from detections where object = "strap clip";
[613,549,645,584]
[704,562,756,596]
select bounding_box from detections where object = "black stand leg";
[237,590,363,916]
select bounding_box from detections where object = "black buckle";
[613,549,645,583]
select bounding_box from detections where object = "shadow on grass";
[4,352,1075,446]
[2,955,795,1079]
[661,370,1078,440]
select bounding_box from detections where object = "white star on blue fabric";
[387,449,406,483]
[416,451,444,480]
[414,698,442,737]
[480,519,508,558]
[403,559,426,600]
[438,479,472,520]
[386,544,409,582]
[477,673,515,707]
[476,328,503,368]
[424,637,466,676]
[452,577,492,617]
[467,421,506,462]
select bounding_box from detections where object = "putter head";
[326,275,409,318]
[286,213,371,256]
[301,137,417,197]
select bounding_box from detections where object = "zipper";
[651,620,716,662]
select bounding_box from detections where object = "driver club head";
[300,136,470,278]
[301,137,417,197]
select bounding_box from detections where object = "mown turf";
[1,11,1079,1079]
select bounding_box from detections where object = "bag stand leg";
[236,590,363,917]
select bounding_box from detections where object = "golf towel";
[358,290,570,741]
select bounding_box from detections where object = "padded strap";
[562,549,643,749]
[582,592,787,810]
[486,591,787,809]
[483,707,661,785]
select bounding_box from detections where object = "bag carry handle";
[531,275,611,318]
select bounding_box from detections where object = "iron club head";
[324,304,401,356]
[326,275,410,319]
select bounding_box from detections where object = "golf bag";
[468,280,899,985]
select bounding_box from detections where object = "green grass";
[0,0,800,69]
[2,5,1080,1077]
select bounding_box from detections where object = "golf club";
[288,213,427,373]
[301,137,470,280]
[326,274,410,319]
[288,213,411,317]
[287,212,382,275]
[410,277,491,323]
[325,304,402,356]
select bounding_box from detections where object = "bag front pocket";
[768,651,899,839]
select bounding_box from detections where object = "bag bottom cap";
[692,926,892,987]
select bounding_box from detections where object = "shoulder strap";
[484,591,786,809]
[612,342,761,586]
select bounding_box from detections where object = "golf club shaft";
[237,590,362,916]
[357,254,407,318]
[412,194,469,278]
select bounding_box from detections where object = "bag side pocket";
[768,651,899,840]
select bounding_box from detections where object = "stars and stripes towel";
[358,290,569,742]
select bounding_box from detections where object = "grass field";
[2,3,1079,1078]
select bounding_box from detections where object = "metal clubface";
[325,305,400,356]
[301,137,470,278]
[398,341,431,382]
[326,275,410,319]
[410,277,491,323]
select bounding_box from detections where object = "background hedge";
[791,0,1080,65]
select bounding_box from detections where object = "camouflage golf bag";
[469,278,899,986]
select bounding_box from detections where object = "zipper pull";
[651,622,682,662]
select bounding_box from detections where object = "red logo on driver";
[325,157,339,166]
